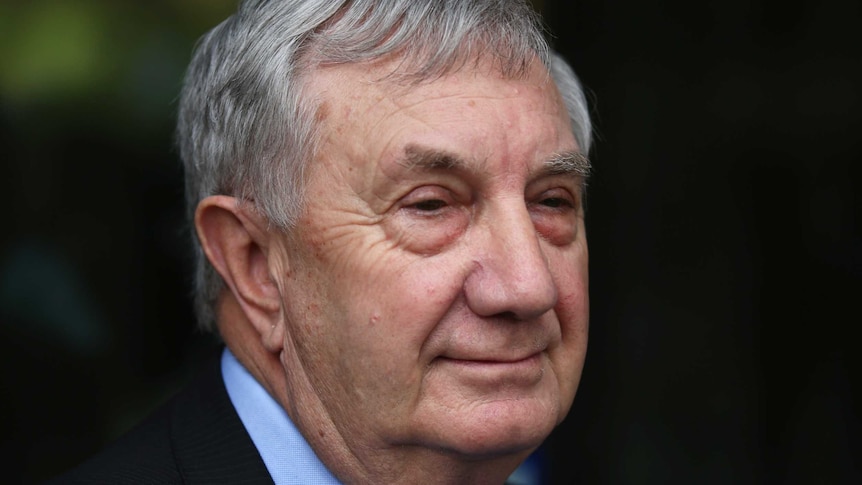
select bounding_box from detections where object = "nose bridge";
[465,197,558,319]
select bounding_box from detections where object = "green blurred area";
[0,0,234,103]
[0,0,545,102]
[0,2,238,482]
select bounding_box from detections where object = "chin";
[432,396,560,458]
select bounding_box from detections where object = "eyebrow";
[398,144,591,180]
[399,144,468,172]
[543,151,592,179]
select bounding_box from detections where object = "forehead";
[311,55,561,116]
[306,55,577,178]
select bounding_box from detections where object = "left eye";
[540,197,572,209]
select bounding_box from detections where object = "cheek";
[356,255,465,342]
[301,239,467,363]
[547,240,589,372]
[556,242,589,336]
[324,256,468,415]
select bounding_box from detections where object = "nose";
[463,200,558,320]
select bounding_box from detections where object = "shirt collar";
[221,347,342,485]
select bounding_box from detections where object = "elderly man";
[56,0,592,483]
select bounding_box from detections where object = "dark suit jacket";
[49,351,274,484]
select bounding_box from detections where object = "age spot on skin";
[307,302,321,317]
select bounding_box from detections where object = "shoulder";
[48,350,273,484]
[46,399,180,484]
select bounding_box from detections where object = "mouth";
[437,353,541,366]
[433,352,545,387]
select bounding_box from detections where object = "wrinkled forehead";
[304,51,560,126]
[303,54,577,184]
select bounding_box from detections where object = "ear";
[194,195,285,352]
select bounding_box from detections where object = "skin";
[196,55,589,484]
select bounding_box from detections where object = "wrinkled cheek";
[548,251,589,417]
[547,316,587,422]
[556,283,588,359]
[331,343,426,436]
[347,261,465,410]
[550,246,589,328]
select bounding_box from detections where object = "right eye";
[409,199,448,212]
[399,185,456,216]
[389,185,468,254]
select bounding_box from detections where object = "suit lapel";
[170,351,274,484]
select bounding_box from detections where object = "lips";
[437,352,541,365]
[432,352,546,390]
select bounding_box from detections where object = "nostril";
[494,311,518,321]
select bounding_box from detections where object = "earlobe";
[194,195,285,352]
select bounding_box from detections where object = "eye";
[530,188,580,246]
[540,197,573,209]
[534,187,577,212]
[399,185,458,216]
[389,185,469,254]
[409,199,448,212]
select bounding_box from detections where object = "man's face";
[272,57,588,461]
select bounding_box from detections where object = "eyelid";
[398,185,457,213]
[533,186,578,205]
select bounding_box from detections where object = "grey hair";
[177,0,593,332]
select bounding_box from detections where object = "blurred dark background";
[1,0,859,483]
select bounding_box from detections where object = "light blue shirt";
[221,348,341,484]
[221,347,545,485]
